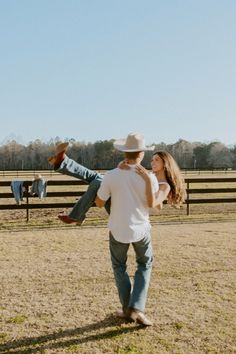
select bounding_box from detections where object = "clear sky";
[0,0,235,146]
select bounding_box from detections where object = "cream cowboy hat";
[113,132,155,152]
[34,174,43,180]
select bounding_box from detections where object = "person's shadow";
[0,314,145,354]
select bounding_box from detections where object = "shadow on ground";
[0,314,145,354]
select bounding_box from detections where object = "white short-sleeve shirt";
[97,165,159,243]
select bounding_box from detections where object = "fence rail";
[0,169,236,178]
[1,177,236,221]
[185,177,236,215]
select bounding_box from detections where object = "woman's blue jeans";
[109,232,153,313]
[56,156,110,222]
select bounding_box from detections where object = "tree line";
[0,138,236,170]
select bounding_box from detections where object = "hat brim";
[114,140,155,152]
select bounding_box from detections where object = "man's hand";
[95,196,106,208]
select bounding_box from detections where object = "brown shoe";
[129,310,153,326]
[115,309,134,322]
[116,309,130,320]
[48,156,57,166]
[115,309,126,319]
[55,142,69,155]
[58,214,83,225]
[48,142,69,166]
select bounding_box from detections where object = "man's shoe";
[115,309,126,319]
[115,309,134,322]
[129,310,153,326]
[58,214,83,225]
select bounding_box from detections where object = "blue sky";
[0,0,235,146]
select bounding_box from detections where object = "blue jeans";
[109,232,153,313]
[56,156,110,222]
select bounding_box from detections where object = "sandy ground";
[0,222,236,354]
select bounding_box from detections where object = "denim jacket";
[30,179,47,199]
[11,181,25,205]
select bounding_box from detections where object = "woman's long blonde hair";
[154,151,186,207]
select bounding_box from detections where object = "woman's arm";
[135,165,157,207]
[135,165,170,208]
[153,184,170,209]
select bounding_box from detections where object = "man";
[95,132,158,326]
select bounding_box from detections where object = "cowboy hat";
[113,132,155,152]
[34,174,43,180]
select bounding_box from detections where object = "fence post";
[25,185,30,222]
[187,181,190,216]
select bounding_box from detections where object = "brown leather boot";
[48,142,69,166]
[58,213,83,226]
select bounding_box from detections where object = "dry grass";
[0,222,236,354]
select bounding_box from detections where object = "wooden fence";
[185,177,236,215]
[0,169,236,178]
[0,177,236,221]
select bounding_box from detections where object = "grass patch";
[7,315,28,324]
[118,344,143,354]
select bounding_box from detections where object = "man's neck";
[126,159,141,165]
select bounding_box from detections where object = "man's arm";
[95,195,106,208]
[96,173,111,208]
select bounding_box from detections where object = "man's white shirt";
[97,165,159,243]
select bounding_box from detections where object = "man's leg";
[129,233,153,314]
[109,233,131,312]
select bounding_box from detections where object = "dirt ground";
[0,222,235,354]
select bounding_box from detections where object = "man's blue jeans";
[109,232,153,313]
[56,156,110,222]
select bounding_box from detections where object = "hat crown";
[125,133,146,150]
[113,132,155,152]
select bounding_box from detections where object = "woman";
[135,151,186,209]
[48,142,109,225]
[48,143,186,225]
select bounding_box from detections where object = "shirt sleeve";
[97,173,111,201]
[150,173,159,193]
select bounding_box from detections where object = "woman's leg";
[55,156,111,224]
[49,143,110,225]
[49,142,102,183]
[69,179,111,222]
[49,143,107,224]
[56,155,102,183]
[56,157,103,224]
[69,179,101,222]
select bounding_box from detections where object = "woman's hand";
[118,159,130,170]
[135,165,150,182]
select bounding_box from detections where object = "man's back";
[97,165,158,243]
